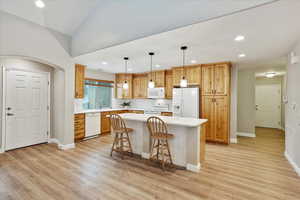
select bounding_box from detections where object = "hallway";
[0,128,299,200]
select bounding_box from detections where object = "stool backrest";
[110,114,126,131]
[146,116,168,137]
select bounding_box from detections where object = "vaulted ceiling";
[74,0,299,73]
[0,0,275,56]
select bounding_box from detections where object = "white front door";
[255,83,281,129]
[5,70,48,150]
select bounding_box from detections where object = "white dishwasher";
[85,113,101,137]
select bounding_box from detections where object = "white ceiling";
[0,0,99,35]
[0,0,274,42]
[74,0,300,73]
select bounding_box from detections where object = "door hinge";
[48,81,50,85]
[47,131,49,136]
[47,105,49,110]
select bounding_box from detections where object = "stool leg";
[111,133,117,156]
[126,132,133,156]
[161,139,165,171]
[150,139,156,160]
[166,139,173,165]
[156,140,160,161]
[120,133,124,160]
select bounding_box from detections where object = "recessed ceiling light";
[235,35,245,42]
[238,53,246,58]
[155,64,161,68]
[102,61,108,65]
[35,0,45,8]
[191,60,197,64]
[265,72,276,78]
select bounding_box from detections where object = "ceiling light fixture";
[123,57,129,90]
[180,46,188,88]
[265,72,276,78]
[102,61,108,65]
[35,0,45,8]
[191,60,197,64]
[155,64,161,68]
[148,52,155,89]
[238,53,246,58]
[235,35,245,42]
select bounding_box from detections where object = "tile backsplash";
[75,97,172,112]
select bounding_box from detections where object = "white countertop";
[118,113,207,127]
[74,108,145,114]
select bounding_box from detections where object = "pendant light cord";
[149,52,154,81]
[181,46,187,79]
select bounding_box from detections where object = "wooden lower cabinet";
[201,96,229,144]
[101,112,111,134]
[129,110,144,114]
[74,113,85,141]
[161,112,173,116]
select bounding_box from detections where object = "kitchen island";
[117,113,207,172]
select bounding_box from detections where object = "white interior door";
[5,70,48,150]
[255,83,281,129]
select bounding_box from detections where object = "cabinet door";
[140,75,148,98]
[214,96,229,144]
[101,112,111,134]
[155,71,165,87]
[133,76,140,98]
[214,64,230,96]
[186,66,201,85]
[165,70,173,99]
[201,65,214,95]
[74,114,85,141]
[201,96,215,141]
[75,64,85,98]
[172,67,184,86]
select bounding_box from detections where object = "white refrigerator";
[172,88,200,118]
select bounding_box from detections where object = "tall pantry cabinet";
[201,62,231,144]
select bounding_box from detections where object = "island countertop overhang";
[117,113,208,127]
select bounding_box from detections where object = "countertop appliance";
[85,112,101,137]
[172,88,200,118]
[148,87,165,99]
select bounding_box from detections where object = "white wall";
[230,65,238,142]
[237,69,256,135]
[0,11,74,147]
[285,40,300,175]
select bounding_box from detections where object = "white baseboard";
[237,132,256,138]
[141,152,150,159]
[48,138,60,144]
[186,163,201,173]
[48,138,75,150]
[58,143,75,150]
[230,138,238,144]
[285,151,300,176]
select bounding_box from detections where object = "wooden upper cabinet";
[214,96,229,143]
[148,70,165,87]
[201,65,214,96]
[185,66,201,85]
[202,62,230,96]
[172,67,184,86]
[115,74,133,99]
[155,70,165,87]
[214,63,230,96]
[165,70,173,99]
[133,74,148,99]
[75,64,85,98]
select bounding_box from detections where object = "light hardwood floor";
[0,127,299,200]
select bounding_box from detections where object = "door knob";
[6,107,12,110]
[7,113,14,116]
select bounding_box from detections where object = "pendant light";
[123,57,129,90]
[180,46,188,88]
[148,52,155,88]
